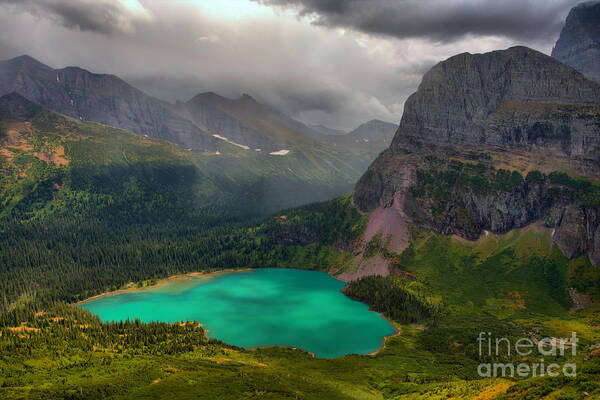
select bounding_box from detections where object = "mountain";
[179,92,281,152]
[347,46,600,280]
[179,92,398,162]
[341,119,397,151]
[0,55,216,151]
[3,50,600,400]
[308,124,347,136]
[311,119,397,153]
[0,56,395,217]
[181,91,328,150]
[0,91,375,220]
[391,46,600,158]
[0,55,394,165]
[552,1,600,83]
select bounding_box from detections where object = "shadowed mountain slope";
[0,55,216,151]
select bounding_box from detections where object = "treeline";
[413,157,600,208]
[264,195,366,246]
[0,302,232,363]
[0,197,363,324]
[413,157,526,201]
[343,275,442,324]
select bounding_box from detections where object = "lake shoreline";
[74,268,251,305]
[76,267,402,358]
[367,318,402,356]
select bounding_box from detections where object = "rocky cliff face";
[401,160,600,261]
[552,1,600,84]
[391,46,600,159]
[0,55,216,151]
[354,46,600,266]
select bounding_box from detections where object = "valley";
[1,1,600,399]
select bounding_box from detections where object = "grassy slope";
[2,215,600,399]
[2,99,600,399]
[0,99,375,220]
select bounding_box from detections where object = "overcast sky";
[0,0,582,130]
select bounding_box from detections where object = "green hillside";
[1,198,599,399]
[0,92,371,221]
[1,92,599,399]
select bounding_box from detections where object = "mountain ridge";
[1,54,396,160]
[348,46,600,280]
[0,55,217,152]
[314,118,397,153]
[552,1,600,83]
[391,46,600,158]
[0,91,378,220]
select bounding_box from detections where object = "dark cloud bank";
[255,0,579,43]
[0,0,143,34]
[0,0,583,129]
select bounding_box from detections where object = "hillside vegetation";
[0,93,374,222]
[2,204,600,398]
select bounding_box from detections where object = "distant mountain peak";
[189,92,261,107]
[1,54,53,75]
[552,1,600,83]
[360,119,396,127]
[0,55,216,151]
[574,1,600,9]
[192,91,222,100]
[308,124,347,136]
[6,54,44,64]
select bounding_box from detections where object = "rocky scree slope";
[354,46,600,266]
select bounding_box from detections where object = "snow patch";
[212,134,250,150]
[269,149,290,155]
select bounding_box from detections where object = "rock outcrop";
[354,46,600,266]
[391,46,600,159]
[0,55,216,151]
[552,1,600,84]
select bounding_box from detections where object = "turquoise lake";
[80,268,395,358]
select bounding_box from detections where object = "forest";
[0,195,365,326]
[343,275,442,323]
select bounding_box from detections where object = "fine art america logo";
[477,332,578,378]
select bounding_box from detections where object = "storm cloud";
[0,0,151,34]
[0,0,582,130]
[255,0,579,43]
